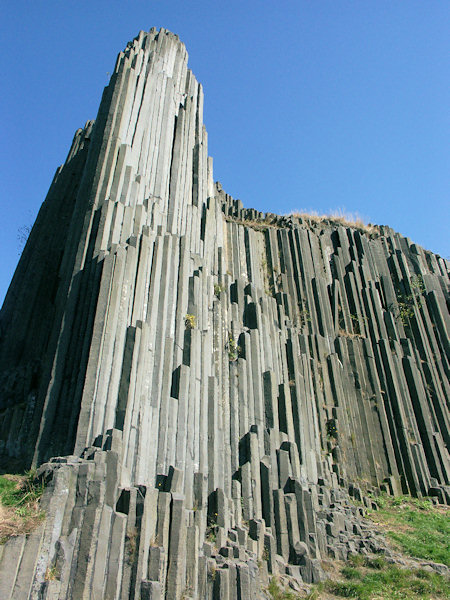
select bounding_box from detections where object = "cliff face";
[0,28,448,599]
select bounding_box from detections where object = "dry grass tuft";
[224,208,381,238]
[288,209,380,236]
[224,214,278,232]
[338,328,364,339]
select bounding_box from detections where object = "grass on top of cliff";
[225,209,381,236]
[288,209,380,235]
[366,494,450,566]
[0,470,45,543]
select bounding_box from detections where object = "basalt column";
[0,28,449,600]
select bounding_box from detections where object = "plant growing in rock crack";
[299,307,311,324]
[185,314,196,329]
[410,274,425,293]
[326,419,338,440]
[214,283,224,297]
[206,512,218,544]
[206,528,216,544]
[45,565,60,581]
[206,520,217,544]
[227,335,241,361]
[350,312,368,322]
[126,527,138,564]
[390,274,426,326]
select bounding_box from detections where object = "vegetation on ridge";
[223,208,381,237]
[288,209,380,236]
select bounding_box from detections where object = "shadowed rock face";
[0,28,448,599]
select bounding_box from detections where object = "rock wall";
[0,28,448,599]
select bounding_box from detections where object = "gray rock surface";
[0,27,449,599]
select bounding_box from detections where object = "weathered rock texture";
[0,28,449,599]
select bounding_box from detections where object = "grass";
[299,495,450,599]
[0,470,45,543]
[45,565,60,581]
[366,494,450,566]
[293,555,450,599]
[224,209,381,238]
[338,328,364,339]
[268,492,449,600]
[318,557,450,599]
[268,577,297,599]
[224,214,278,232]
[288,210,380,236]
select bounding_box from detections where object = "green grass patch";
[367,494,449,565]
[0,471,43,508]
[313,557,450,599]
[0,470,45,542]
[330,564,448,599]
[268,494,449,599]
[268,577,296,599]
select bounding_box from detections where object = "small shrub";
[410,274,425,293]
[299,308,311,323]
[228,336,241,361]
[341,566,361,580]
[391,274,426,325]
[45,565,59,581]
[267,577,296,599]
[326,419,337,440]
[347,553,365,567]
[324,580,362,597]
[126,527,138,564]
[364,556,386,570]
[214,283,224,297]
[206,526,216,544]
[185,314,196,329]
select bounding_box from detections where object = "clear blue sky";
[1,1,449,304]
